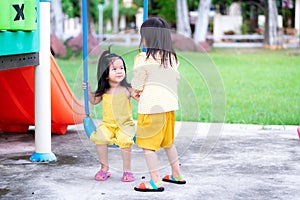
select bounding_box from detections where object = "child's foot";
[162,175,186,184]
[134,180,164,192]
[122,172,134,182]
[94,170,111,181]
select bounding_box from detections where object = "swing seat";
[83,116,96,138]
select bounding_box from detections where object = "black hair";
[94,48,131,97]
[139,17,178,68]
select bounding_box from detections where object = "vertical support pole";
[113,0,119,33]
[295,0,300,36]
[30,0,56,162]
[98,4,103,41]
[142,0,148,52]
[82,0,89,116]
[143,0,148,22]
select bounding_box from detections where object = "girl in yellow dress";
[131,17,186,192]
[82,49,135,182]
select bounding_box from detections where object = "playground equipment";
[0,0,84,162]
[82,0,96,137]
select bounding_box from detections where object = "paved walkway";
[1,122,300,200]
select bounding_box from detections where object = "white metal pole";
[113,0,119,33]
[31,0,56,162]
[98,4,103,41]
[295,0,300,35]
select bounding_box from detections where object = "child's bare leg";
[164,145,181,178]
[121,147,132,172]
[96,144,109,172]
[121,147,134,182]
[143,148,161,182]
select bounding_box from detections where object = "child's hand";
[82,81,91,91]
[131,90,141,101]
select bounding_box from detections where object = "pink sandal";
[94,170,111,181]
[122,172,134,182]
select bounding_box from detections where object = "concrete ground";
[0,122,300,200]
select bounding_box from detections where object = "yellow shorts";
[136,111,175,151]
[90,122,135,148]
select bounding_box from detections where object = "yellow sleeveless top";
[101,92,134,127]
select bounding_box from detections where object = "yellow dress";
[90,92,135,148]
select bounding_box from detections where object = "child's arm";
[127,87,140,101]
[82,81,102,104]
[131,89,141,101]
[130,53,147,101]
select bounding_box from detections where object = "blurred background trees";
[50,0,298,55]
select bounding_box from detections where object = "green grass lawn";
[56,47,300,125]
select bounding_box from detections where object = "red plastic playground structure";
[0,55,85,134]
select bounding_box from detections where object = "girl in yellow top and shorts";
[131,17,186,192]
[82,49,135,182]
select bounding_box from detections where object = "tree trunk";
[50,0,64,40]
[264,0,282,48]
[176,0,191,37]
[193,0,212,43]
[113,0,119,33]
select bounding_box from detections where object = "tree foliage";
[212,0,235,6]
[187,0,199,10]
[62,0,80,18]
[148,0,176,25]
